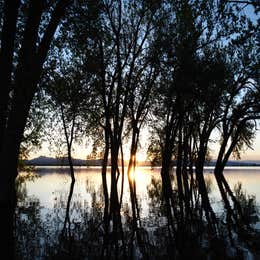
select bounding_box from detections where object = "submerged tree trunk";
[102,127,110,220]
[195,146,217,233]
[159,112,179,237]
[0,164,17,260]
[214,131,248,229]
[176,126,184,226]
[61,179,75,239]
[127,127,139,229]
[101,126,110,258]
[59,101,77,253]
[181,130,191,223]
[160,136,177,232]
[109,138,126,258]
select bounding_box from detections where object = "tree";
[213,41,260,235]
[0,1,72,257]
[147,0,260,254]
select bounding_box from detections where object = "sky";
[235,130,260,161]
[31,128,260,161]
[209,129,260,161]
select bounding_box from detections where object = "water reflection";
[15,167,260,259]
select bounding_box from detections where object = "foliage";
[234,182,259,225]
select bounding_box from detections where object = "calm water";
[19,166,260,211]
[16,166,260,258]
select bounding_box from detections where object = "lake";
[15,166,260,259]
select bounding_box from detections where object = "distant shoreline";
[25,156,260,167]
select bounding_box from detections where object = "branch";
[37,0,72,70]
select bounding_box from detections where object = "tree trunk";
[101,127,110,258]
[61,178,75,239]
[195,146,217,233]
[0,1,70,258]
[176,127,184,225]
[0,0,20,146]
[0,164,17,260]
[160,140,177,229]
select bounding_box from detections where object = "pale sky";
[30,128,260,161]
[235,130,260,161]
[209,129,260,161]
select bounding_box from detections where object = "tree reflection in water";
[15,172,44,259]
[14,170,260,259]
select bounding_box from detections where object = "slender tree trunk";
[119,142,125,208]
[214,132,247,228]
[109,138,121,257]
[176,126,184,225]
[61,179,75,239]
[101,126,110,259]
[102,127,110,220]
[110,140,120,218]
[182,131,191,222]
[160,140,177,231]
[195,146,217,233]
[127,129,139,229]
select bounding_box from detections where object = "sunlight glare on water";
[19,166,260,221]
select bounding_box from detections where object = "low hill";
[25,156,260,167]
[24,156,102,166]
[205,160,260,167]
